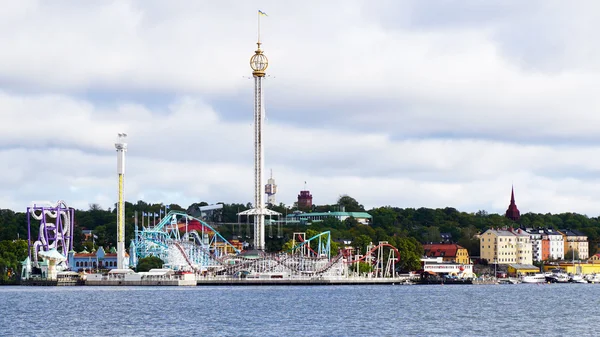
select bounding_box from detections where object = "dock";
[196,277,415,286]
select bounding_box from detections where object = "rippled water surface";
[1,284,599,336]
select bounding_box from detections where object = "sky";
[2,1,600,215]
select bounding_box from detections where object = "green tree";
[565,249,580,261]
[0,239,28,281]
[425,226,442,243]
[353,235,372,254]
[393,237,423,272]
[281,240,294,252]
[352,261,373,275]
[136,256,164,272]
[337,195,365,212]
[369,207,397,229]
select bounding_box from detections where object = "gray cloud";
[1,1,600,215]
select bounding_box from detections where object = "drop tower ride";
[238,12,280,250]
[115,133,127,268]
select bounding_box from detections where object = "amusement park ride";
[22,201,75,280]
[131,213,401,279]
[22,200,401,281]
[20,12,404,283]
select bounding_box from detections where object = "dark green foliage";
[352,261,373,274]
[0,239,28,281]
[2,195,600,272]
[337,195,365,212]
[136,256,164,272]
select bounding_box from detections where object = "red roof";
[74,253,96,258]
[423,243,465,258]
[175,220,214,233]
[105,253,130,258]
[74,252,130,258]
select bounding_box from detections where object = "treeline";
[2,196,599,265]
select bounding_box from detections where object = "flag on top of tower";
[258,10,268,16]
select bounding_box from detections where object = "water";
[0,284,598,336]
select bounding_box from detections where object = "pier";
[196,276,414,286]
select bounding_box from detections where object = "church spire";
[511,185,515,203]
[505,185,520,222]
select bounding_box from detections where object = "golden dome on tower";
[250,42,268,77]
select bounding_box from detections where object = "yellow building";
[543,262,600,275]
[455,246,470,265]
[589,254,600,263]
[480,228,533,265]
[507,264,539,277]
[559,229,589,260]
[514,229,533,265]
[423,243,470,264]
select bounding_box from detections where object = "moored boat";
[569,274,587,283]
[585,274,600,283]
[521,273,546,283]
[545,269,569,283]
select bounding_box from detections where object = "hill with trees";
[1,195,599,274]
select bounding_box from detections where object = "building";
[423,243,470,264]
[440,233,453,243]
[543,228,564,260]
[513,229,533,265]
[542,262,600,275]
[523,228,567,262]
[560,229,589,260]
[265,170,277,205]
[589,253,600,263]
[297,190,313,210]
[421,257,474,278]
[480,228,517,264]
[505,186,520,222]
[524,228,544,262]
[507,264,539,277]
[480,227,533,265]
[68,246,129,272]
[285,211,372,225]
[541,238,550,261]
[82,229,94,241]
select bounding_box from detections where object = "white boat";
[585,274,600,284]
[546,269,569,283]
[570,274,587,283]
[521,273,546,283]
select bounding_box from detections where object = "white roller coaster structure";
[133,211,402,280]
[27,200,74,270]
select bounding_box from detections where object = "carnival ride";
[216,231,341,278]
[133,213,401,279]
[344,242,400,278]
[133,210,240,272]
[27,200,74,271]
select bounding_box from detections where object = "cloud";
[1,1,600,215]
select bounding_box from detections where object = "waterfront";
[1,284,599,336]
